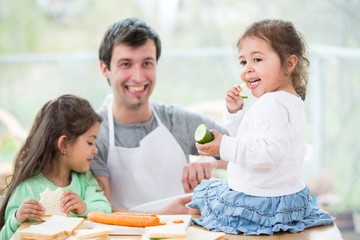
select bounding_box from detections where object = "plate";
[129,193,193,212]
[83,215,192,236]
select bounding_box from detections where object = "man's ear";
[99,61,111,86]
[287,55,298,73]
[57,135,68,155]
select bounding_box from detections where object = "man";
[91,17,227,214]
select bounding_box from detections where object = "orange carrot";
[87,212,161,227]
[111,212,157,217]
[172,219,184,224]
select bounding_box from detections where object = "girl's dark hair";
[237,19,309,100]
[99,17,161,70]
[0,94,102,228]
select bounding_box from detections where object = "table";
[12,217,343,240]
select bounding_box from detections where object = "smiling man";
[91,18,227,214]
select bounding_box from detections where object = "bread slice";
[18,215,84,239]
[143,224,187,239]
[73,228,113,239]
[39,188,66,217]
[187,227,225,240]
[18,224,66,239]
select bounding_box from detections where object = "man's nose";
[131,66,144,82]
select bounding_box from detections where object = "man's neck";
[112,103,152,125]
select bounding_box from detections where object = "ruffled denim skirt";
[187,178,334,235]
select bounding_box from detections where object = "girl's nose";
[243,63,254,73]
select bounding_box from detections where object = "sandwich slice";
[39,188,67,218]
[18,215,84,239]
[73,228,113,239]
[186,227,225,240]
[142,224,187,240]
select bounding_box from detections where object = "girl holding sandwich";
[0,94,111,239]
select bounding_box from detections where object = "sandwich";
[73,228,114,239]
[39,188,66,218]
[18,215,84,239]
[142,224,188,240]
[141,224,226,240]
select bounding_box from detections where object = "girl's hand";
[61,190,86,215]
[226,85,244,113]
[16,199,44,223]
[195,130,222,156]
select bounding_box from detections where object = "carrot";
[172,219,184,224]
[111,211,157,217]
[87,212,161,227]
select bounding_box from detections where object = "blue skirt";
[187,178,334,235]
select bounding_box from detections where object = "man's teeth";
[128,86,144,92]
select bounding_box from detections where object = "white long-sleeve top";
[220,91,307,197]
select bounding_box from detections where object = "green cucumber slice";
[194,123,214,144]
[239,82,248,98]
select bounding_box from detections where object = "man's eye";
[119,62,130,68]
[144,61,154,67]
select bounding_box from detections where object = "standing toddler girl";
[188,19,334,235]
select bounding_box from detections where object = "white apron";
[107,101,187,209]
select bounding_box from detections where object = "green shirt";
[0,171,111,239]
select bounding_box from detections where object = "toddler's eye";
[254,58,262,63]
[240,60,246,66]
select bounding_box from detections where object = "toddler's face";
[238,37,289,98]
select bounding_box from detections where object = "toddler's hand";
[16,199,44,223]
[196,130,222,156]
[226,85,244,113]
[62,190,86,215]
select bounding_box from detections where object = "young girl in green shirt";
[0,94,111,239]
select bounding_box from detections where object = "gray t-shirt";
[91,102,227,177]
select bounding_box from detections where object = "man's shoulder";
[151,102,195,124]
[151,102,189,116]
[97,106,108,119]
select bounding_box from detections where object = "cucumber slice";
[239,82,248,98]
[194,123,214,144]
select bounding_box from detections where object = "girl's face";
[64,122,100,173]
[238,37,293,98]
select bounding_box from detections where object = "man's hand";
[157,195,192,215]
[182,161,214,193]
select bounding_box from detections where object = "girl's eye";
[254,58,262,63]
[239,60,246,66]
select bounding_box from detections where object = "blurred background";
[1,0,360,237]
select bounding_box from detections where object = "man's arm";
[95,176,111,201]
[96,175,190,214]
[163,104,229,193]
[182,158,228,193]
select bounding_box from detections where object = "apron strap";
[107,100,115,146]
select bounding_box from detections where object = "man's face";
[101,39,157,109]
